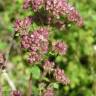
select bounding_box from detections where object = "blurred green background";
[0,0,96,96]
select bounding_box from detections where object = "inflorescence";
[10,90,22,96]
[43,87,54,96]
[23,0,83,26]
[2,0,84,95]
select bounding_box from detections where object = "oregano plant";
[0,0,84,96]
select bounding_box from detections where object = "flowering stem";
[27,74,32,96]
[2,70,16,91]
[5,31,16,65]
[2,30,17,90]
[0,84,2,96]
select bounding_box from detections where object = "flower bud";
[53,41,67,55]
[10,90,22,96]
[43,87,54,96]
[43,60,55,72]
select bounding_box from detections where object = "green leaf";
[53,83,59,89]
[43,77,50,82]
[0,42,7,50]
[30,66,41,80]
[7,25,14,33]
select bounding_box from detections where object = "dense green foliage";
[0,0,96,96]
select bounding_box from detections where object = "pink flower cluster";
[45,0,83,26]
[14,16,32,35]
[23,0,31,9]
[23,0,83,26]
[14,17,68,64]
[28,52,42,64]
[53,41,67,55]
[14,17,69,84]
[43,60,55,73]
[43,87,54,96]
[10,90,22,96]
[31,0,43,11]
[45,0,67,17]
[20,27,69,84]
[54,67,70,85]
[23,0,43,11]
[42,60,70,85]
[21,28,49,64]
[67,4,83,26]
[13,0,84,94]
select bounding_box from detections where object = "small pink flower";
[53,41,67,55]
[54,67,70,85]
[43,87,54,96]
[67,4,84,27]
[45,0,68,18]
[31,0,43,11]
[23,0,31,9]
[21,35,31,49]
[23,0,43,11]
[14,17,32,35]
[28,52,41,64]
[10,90,22,96]
[43,60,55,72]
[37,28,49,39]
